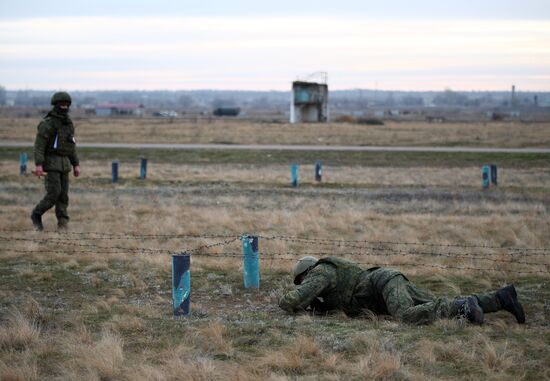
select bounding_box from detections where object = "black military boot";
[57,219,69,231]
[496,284,525,324]
[454,296,484,324]
[31,212,43,231]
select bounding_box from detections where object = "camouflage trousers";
[382,275,501,324]
[33,170,70,224]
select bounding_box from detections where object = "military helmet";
[292,256,318,284]
[51,91,72,105]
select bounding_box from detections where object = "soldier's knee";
[47,187,62,200]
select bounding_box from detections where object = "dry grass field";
[0,118,549,380]
[1,116,550,147]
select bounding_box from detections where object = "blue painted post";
[241,235,260,289]
[172,253,191,316]
[315,161,322,182]
[112,161,119,183]
[490,164,497,187]
[482,165,490,189]
[19,153,28,175]
[140,157,147,180]
[291,164,299,187]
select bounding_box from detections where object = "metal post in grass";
[140,157,147,180]
[19,152,28,175]
[172,253,191,316]
[291,164,299,187]
[112,160,119,183]
[315,161,322,182]
[490,164,497,187]
[482,165,490,189]
[241,235,260,289]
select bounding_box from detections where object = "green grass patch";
[2,147,550,168]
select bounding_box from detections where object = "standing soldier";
[280,256,525,325]
[31,91,80,231]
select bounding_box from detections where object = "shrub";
[334,115,357,123]
[357,117,384,125]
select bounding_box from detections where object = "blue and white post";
[241,235,260,289]
[172,253,191,316]
[490,164,497,187]
[19,152,28,175]
[112,160,119,183]
[482,165,490,189]
[315,161,322,182]
[140,157,147,180]
[291,164,299,188]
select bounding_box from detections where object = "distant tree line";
[0,85,6,106]
[1,86,547,110]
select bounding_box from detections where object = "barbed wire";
[0,236,177,254]
[1,232,548,276]
[6,248,150,256]
[0,229,236,240]
[190,252,549,275]
[1,234,547,259]
[258,234,550,252]
[1,229,549,252]
[2,244,546,267]
[259,251,548,265]
[183,237,241,253]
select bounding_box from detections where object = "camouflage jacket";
[34,109,79,172]
[279,257,403,316]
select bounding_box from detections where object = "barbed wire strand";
[1,235,547,260]
[1,233,548,276]
[1,229,549,252]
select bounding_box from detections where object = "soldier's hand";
[33,165,45,177]
[73,165,81,177]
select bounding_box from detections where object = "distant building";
[290,80,328,123]
[152,110,178,118]
[95,103,145,117]
[213,107,240,117]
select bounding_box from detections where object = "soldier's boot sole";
[496,284,525,324]
[57,219,69,231]
[31,212,44,231]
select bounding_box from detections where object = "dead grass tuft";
[0,309,41,351]
[125,365,165,381]
[22,297,44,323]
[63,330,125,380]
[293,335,322,358]
[476,334,515,375]
[415,339,436,366]
[0,358,39,381]
[61,258,79,270]
[354,350,402,380]
[191,321,234,357]
[93,300,112,313]
[259,335,322,374]
[84,261,109,273]
[103,315,145,334]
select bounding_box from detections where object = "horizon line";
[5,87,550,93]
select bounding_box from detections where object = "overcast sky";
[1,1,549,91]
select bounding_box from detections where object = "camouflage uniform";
[32,108,79,225]
[279,257,503,324]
